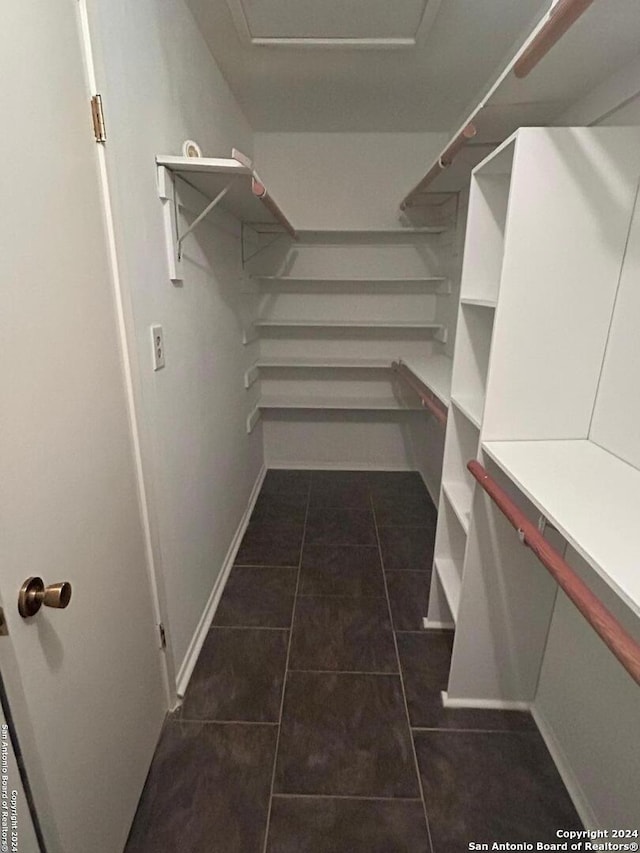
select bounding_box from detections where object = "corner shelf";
[246,393,423,433]
[395,355,452,408]
[253,319,447,339]
[252,275,449,292]
[254,356,390,370]
[156,150,295,282]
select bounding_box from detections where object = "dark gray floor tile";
[312,470,371,487]
[213,566,297,628]
[251,491,308,524]
[261,469,311,495]
[305,507,377,546]
[299,545,385,597]
[289,596,398,672]
[373,493,438,528]
[181,627,288,722]
[396,632,536,732]
[379,526,435,572]
[310,470,372,509]
[267,796,430,853]
[368,471,428,497]
[125,720,277,853]
[235,523,304,567]
[275,672,420,797]
[386,572,432,631]
[414,730,582,850]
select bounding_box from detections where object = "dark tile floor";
[125,469,582,853]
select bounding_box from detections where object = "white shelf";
[255,357,390,370]
[252,276,448,289]
[450,396,483,429]
[442,482,471,534]
[482,439,640,618]
[157,155,292,231]
[257,395,422,411]
[254,319,445,331]
[397,355,453,407]
[434,557,462,623]
[156,152,295,281]
[461,298,497,309]
[294,227,449,237]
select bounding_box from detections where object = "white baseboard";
[175,465,267,699]
[441,691,532,712]
[422,617,455,630]
[531,705,598,831]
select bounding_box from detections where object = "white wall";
[254,132,446,229]
[86,0,264,684]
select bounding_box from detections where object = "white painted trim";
[440,691,531,712]
[175,465,267,700]
[224,0,442,49]
[422,617,454,630]
[78,0,175,705]
[531,705,599,831]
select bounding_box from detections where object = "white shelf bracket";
[246,407,261,434]
[176,179,236,260]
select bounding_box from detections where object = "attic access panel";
[226,0,442,47]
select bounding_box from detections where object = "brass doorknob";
[18,577,72,618]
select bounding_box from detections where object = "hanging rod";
[514,0,597,79]
[468,460,640,687]
[400,123,477,210]
[392,361,448,426]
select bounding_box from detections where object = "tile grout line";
[261,479,312,853]
[371,492,436,853]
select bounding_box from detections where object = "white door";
[0,2,167,852]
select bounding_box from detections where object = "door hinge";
[158,623,167,650]
[0,608,8,637]
[90,94,106,143]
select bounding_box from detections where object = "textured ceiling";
[186,0,551,132]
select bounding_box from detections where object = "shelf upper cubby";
[253,319,446,335]
[482,439,640,619]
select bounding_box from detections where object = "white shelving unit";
[252,275,449,291]
[429,126,640,829]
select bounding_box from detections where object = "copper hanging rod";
[400,123,477,209]
[514,0,597,79]
[468,460,640,687]
[392,361,448,427]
